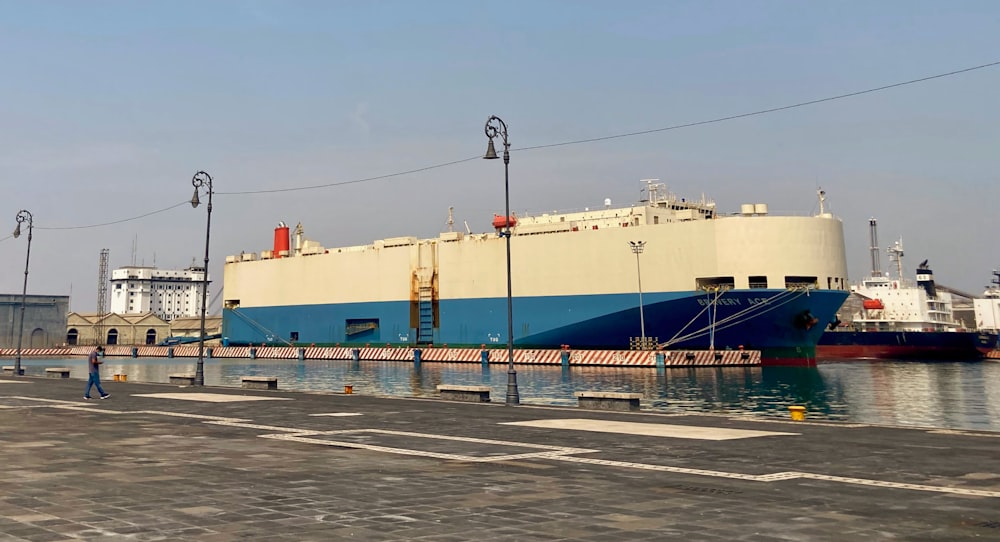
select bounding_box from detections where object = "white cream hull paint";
[224,215,848,307]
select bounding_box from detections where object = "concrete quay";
[1,375,999,541]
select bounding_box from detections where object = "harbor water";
[12,357,1000,431]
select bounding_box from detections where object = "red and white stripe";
[0,344,760,367]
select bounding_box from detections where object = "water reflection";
[13,357,1000,431]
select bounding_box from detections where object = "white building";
[110,266,208,322]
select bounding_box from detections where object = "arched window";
[30,328,46,348]
[67,328,79,346]
[145,329,157,345]
[107,328,119,345]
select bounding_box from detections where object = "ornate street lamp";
[484,115,519,405]
[629,241,647,349]
[190,171,213,386]
[11,210,33,376]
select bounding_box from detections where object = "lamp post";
[12,210,33,376]
[484,115,519,405]
[190,171,213,386]
[628,241,646,349]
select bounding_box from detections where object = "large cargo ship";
[221,182,850,365]
[817,220,998,360]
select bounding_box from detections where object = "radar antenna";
[887,237,905,280]
[640,178,661,204]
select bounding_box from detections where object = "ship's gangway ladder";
[417,282,434,344]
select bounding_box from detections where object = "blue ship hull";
[223,288,849,364]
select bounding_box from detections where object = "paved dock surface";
[2,376,999,541]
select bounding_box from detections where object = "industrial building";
[109,265,209,322]
[0,294,70,349]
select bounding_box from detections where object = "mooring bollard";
[788,405,806,421]
[351,348,360,362]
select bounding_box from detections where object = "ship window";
[290,331,299,342]
[785,276,818,289]
[696,277,735,291]
[749,276,768,289]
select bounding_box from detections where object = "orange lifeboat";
[862,299,884,310]
[492,214,517,229]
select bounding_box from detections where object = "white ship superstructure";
[974,270,1000,332]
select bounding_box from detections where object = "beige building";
[66,313,171,346]
[66,313,223,346]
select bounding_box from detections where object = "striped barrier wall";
[305,347,351,360]
[563,350,656,366]
[252,347,296,359]
[419,348,482,362]
[987,350,1000,360]
[211,347,250,358]
[0,348,72,357]
[353,347,412,361]
[0,345,760,367]
[663,350,761,366]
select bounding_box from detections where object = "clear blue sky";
[2,0,999,312]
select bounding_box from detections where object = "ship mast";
[869,218,882,277]
[887,238,904,280]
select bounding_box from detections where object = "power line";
[218,155,482,195]
[15,59,1000,230]
[35,200,190,231]
[520,60,1000,151]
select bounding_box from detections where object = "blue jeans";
[85,373,106,398]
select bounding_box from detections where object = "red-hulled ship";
[818,219,998,360]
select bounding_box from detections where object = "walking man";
[84,346,110,400]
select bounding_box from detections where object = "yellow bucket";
[788,405,806,421]
[113,374,120,382]
[344,385,353,394]
[113,374,128,382]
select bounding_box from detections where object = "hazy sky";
[2,1,999,313]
